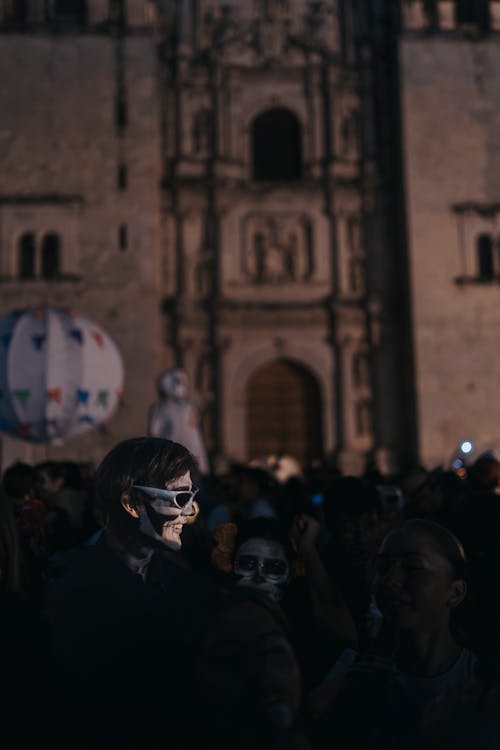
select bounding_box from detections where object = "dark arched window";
[455,0,489,29]
[4,0,28,23]
[477,233,494,280]
[41,233,60,278]
[18,233,35,279]
[109,0,125,25]
[53,0,86,22]
[252,108,302,181]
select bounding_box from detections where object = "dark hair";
[35,461,65,481]
[35,460,83,491]
[468,456,500,490]
[94,437,197,521]
[2,462,35,500]
[323,476,382,532]
[389,518,468,582]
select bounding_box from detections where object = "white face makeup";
[233,537,290,601]
[135,470,195,552]
[159,369,188,400]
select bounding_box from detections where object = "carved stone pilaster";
[490,1,500,30]
[437,1,455,30]
[401,1,427,31]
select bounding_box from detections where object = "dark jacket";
[194,585,306,750]
[43,536,217,750]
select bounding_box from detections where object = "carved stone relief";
[339,109,360,158]
[192,108,213,155]
[305,1,340,53]
[197,0,340,63]
[355,399,373,437]
[346,217,365,294]
[352,351,371,389]
[242,213,313,284]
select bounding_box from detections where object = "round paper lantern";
[0,306,124,444]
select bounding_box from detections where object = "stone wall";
[0,28,163,468]
[400,31,500,466]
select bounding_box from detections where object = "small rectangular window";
[455,0,489,29]
[18,233,36,279]
[3,0,27,24]
[109,0,125,25]
[41,233,61,278]
[52,0,86,23]
[118,224,127,251]
[118,164,128,191]
[116,97,128,131]
[477,234,494,280]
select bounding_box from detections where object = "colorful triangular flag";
[47,388,62,404]
[13,389,30,407]
[91,330,105,348]
[76,389,90,405]
[97,390,109,408]
[32,334,46,350]
[69,328,83,345]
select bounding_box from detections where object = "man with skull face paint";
[233,534,291,601]
[43,437,215,750]
[195,515,357,750]
[196,516,310,750]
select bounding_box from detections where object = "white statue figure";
[148,368,210,476]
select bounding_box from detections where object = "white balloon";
[0,306,124,444]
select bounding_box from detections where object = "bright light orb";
[460,441,473,455]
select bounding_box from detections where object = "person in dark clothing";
[198,516,311,750]
[2,461,49,595]
[0,490,48,745]
[198,514,356,750]
[43,436,214,750]
[320,476,384,649]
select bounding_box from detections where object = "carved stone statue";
[243,213,313,284]
[148,368,210,475]
[193,108,213,154]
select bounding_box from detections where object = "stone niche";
[241,212,314,285]
[221,200,331,302]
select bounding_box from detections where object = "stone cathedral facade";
[1,0,499,474]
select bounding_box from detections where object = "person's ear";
[447,579,467,609]
[120,491,139,519]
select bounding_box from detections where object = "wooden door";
[246,358,323,467]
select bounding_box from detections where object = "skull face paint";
[156,368,188,400]
[233,537,290,601]
[135,471,195,552]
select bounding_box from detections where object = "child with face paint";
[43,437,216,750]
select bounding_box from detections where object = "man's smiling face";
[135,470,196,552]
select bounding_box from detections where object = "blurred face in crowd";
[125,470,197,552]
[35,469,64,501]
[233,537,290,601]
[334,511,381,569]
[372,527,466,633]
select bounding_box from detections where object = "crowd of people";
[1,439,500,749]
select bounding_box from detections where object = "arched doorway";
[246,359,323,467]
